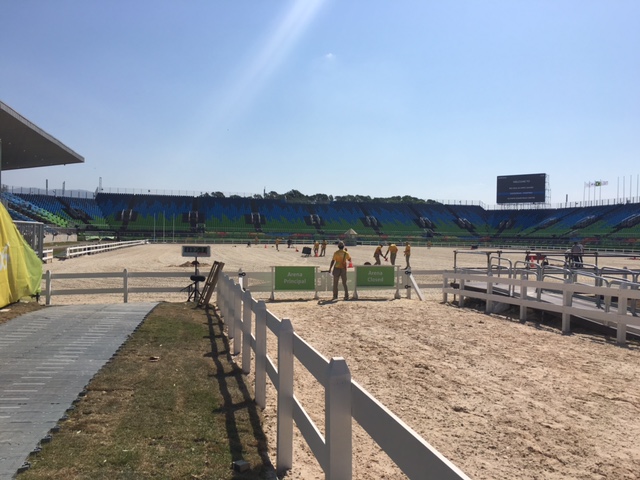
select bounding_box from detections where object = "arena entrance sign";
[353,265,401,299]
[271,266,317,300]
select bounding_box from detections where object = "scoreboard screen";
[496,173,547,204]
[181,245,211,257]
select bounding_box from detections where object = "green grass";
[20,302,274,480]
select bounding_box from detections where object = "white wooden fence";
[43,270,192,305]
[64,239,148,258]
[442,270,640,345]
[216,273,470,480]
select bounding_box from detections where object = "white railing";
[43,270,192,305]
[42,248,54,263]
[443,271,640,345]
[64,239,148,258]
[216,273,470,480]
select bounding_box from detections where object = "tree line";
[199,189,438,204]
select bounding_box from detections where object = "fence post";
[562,280,573,334]
[45,270,52,306]
[485,274,493,314]
[233,283,242,355]
[277,318,294,475]
[123,268,129,303]
[519,275,528,323]
[442,273,448,303]
[326,357,352,480]
[227,278,236,340]
[254,301,267,409]
[242,290,253,374]
[616,285,628,345]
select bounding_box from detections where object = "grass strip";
[20,302,274,480]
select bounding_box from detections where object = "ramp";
[0,302,157,479]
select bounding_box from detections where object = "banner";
[356,266,395,287]
[274,266,316,291]
[0,202,43,308]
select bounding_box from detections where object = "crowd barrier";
[216,273,470,479]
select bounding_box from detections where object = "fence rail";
[62,239,148,258]
[43,270,192,305]
[216,273,470,479]
[443,270,640,345]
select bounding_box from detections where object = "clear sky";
[1,0,639,206]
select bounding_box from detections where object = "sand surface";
[41,243,640,479]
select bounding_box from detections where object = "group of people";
[372,242,411,268]
[328,241,413,301]
[313,239,328,257]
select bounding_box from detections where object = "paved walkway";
[0,303,157,480]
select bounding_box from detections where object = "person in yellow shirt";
[320,239,327,257]
[329,241,352,300]
[385,243,398,265]
[313,240,320,256]
[403,242,411,269]
[373,244,385,265]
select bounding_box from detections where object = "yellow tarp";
[0,202,43,308]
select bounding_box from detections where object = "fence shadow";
[204,308,277,479]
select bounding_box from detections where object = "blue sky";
[1,0,639,206]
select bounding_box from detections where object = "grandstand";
[2,190,639,249]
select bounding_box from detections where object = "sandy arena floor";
[39,243,640,479]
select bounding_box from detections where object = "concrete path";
[0,303,157,480]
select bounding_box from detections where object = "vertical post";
[485,274,493,314]
[233,283,242,355]
[616,286,628,346]
[226,279,235,339]
[45,270,52,306]
[277,319,294,474]
[405,269,411,300]
[270,266,275,301]
[442,273,448,303]
[242,290,253,374]
[254,301,267,409]
[562,281,572,334]
[459,278,466,308]
[326,357,352,480]
[519,277,528,323]
[123,268,129,303]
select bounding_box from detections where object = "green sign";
[356,266,395,287]
[274,266,316,291]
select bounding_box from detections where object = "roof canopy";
[0,101,84,171]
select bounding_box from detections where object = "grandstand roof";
[0,100,84,171]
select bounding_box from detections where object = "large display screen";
[496,173,547,204]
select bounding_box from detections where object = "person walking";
[329,241,351,300]
[403,242,411,269]
[373,244,385,265]
[385,243,398,265]
[313,240,320,257]
[320,239,327,257]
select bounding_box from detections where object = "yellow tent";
[0,202,42,308]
